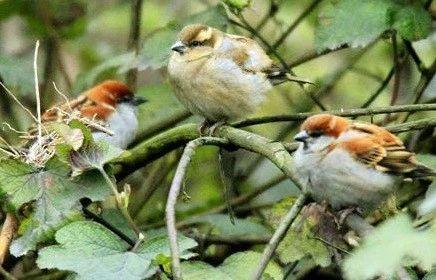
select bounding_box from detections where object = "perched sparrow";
[168,24,311,126]
[41,80,147,149]
[293,114,435,212]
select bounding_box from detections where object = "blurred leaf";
[424,270,436,280]
[315,0,432,51]
[393,4,431,41]
[0,158,110,256]
[186,214,271,237]
[343,214,436,280]
[37,221,197,280]
[222,0,251,11]
[182,251,283,280]
[73,52,135,92]
[138,5,228,70]
[0,55,35,93]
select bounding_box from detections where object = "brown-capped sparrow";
[168,24,311,128]
[293,114,435,212]
[41,80,147,149]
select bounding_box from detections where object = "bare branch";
[166,137,229,280]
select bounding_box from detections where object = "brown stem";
[126,0,144,90]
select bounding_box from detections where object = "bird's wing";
[223,34,274,72]
[338,122,424,175]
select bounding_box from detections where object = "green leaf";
[315,0,432,51]
[343,214,436,280]
[0,158,111,256]
[222,0,251,11]
[73,52,136,92]
[37,221,197,280]
[393,4,431,41]
[315,0,395,51]
[185,214,271,238]
[182,251,283,280]
[137,5,228,70]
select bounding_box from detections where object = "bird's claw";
[198,120,226,136]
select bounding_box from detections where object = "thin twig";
[269,0,322,52]
[360,67,395,109]
[34,40,42,146]
[0,82,38,122]
[252,193,308,280]
[403,39,427,74]
[287,45,348,68]
[166,137,229,280]
[390,32,401,106]
[403,59,436,122]
[233,103,436,127]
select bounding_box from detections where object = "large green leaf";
[0,158,111,256]
[37,221,197,280]
[315,0,432,51]
[343,214,436,280]
[182,251,283,280]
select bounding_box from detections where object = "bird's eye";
[309,131,323,138]
[190,41,202,47]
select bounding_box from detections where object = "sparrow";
[40,80,147,149]
[167,24,311,127]
[293,114,435,212]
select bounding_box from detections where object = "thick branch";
[112,104,436,179]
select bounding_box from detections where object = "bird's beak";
[132,96,148,106]
[294,131,309,142]
[171,41,187,54]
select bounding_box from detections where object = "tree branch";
[166,137,228,280]
[0,213,17,265]
[111,104,436,179]
[252,193,308,280]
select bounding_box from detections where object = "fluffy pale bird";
[41,80,147,149]
[293,114,435,212]
[168,24,311,126]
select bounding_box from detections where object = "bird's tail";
[409,164,436,178]
[218,147,236,224]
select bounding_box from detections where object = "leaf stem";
[98,167,140,236]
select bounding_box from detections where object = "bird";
[293,114,435,213]
[167,23,312,129]
[38,80,147,149]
